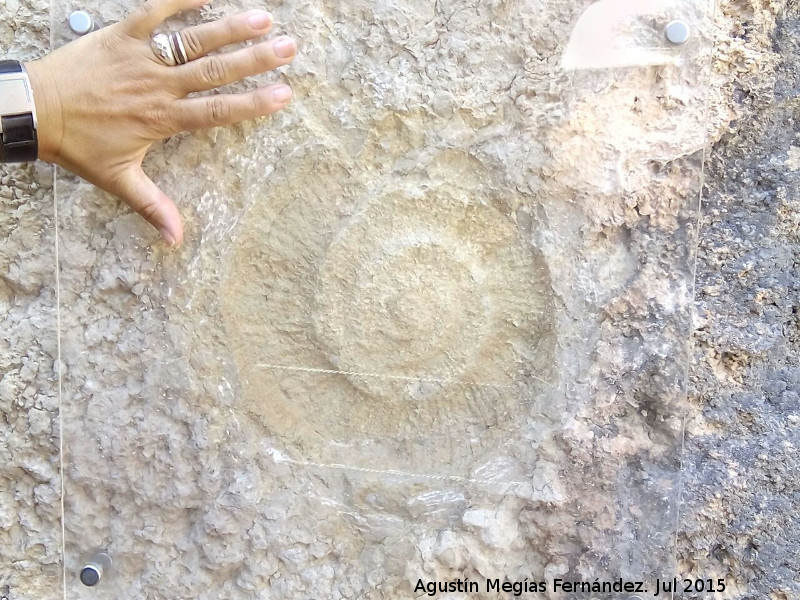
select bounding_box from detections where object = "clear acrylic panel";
[56,0,714,597]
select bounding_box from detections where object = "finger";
[121,0,210,40]
[112,165,184,247]
[170,84,293,131]
[179,9,274,62]
[174,36,297,94]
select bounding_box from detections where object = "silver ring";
[151,33,176,66]
[169,31,189,65]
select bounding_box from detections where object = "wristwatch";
[0,60,38,163]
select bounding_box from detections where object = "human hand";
[25,0,297,247]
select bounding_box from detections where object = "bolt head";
[69,10,95,36]
[665,20,691,45]
[80,566,100,587]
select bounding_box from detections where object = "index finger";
[120,0,210,40]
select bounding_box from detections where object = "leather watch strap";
[0,60,23,74]
[1,114,38,162]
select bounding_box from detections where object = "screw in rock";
[665,20,691,45]
[80,552,112,587]
[69,10,97,36]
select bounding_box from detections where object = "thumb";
[111,165,184,247]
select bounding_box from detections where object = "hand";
[24,0,297,247]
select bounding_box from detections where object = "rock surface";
[0,1,796,600]
[680,3,800,598]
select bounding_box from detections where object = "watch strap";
[1,114,38,162]
[0,60,23,74]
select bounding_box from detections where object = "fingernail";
[274,37,296,58]
[159,228,176,247]
[272,85,293,103]
[248,10,272,29]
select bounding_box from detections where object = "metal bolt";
[665,20,691,45]
[69,10,96,36]
[80,552,112,587]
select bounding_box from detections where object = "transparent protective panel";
[57,0,714,597]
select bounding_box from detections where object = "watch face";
[1,78,32,117]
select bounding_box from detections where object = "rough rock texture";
[0,1,797,600]
[679,2,800,598]
[0,162,60,600]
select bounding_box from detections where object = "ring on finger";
[169,31,189,66]
[151,33,177,66]
[151,32,190,66]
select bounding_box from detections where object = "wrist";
[24,59,64,164]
